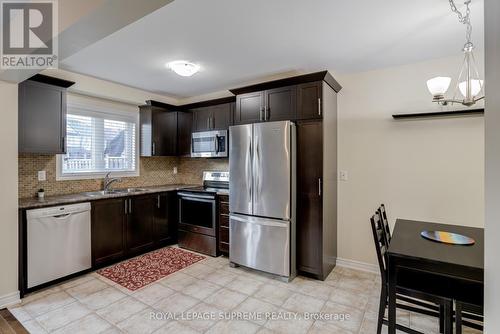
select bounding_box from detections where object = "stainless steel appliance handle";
[265,107,269,121]
[318,98,322,116]
[248,139,252,201]
[259,107,264,121]
[214,135,219,153]
[178,192,216,200]
[230,215,289,228]
[255,135,261,199]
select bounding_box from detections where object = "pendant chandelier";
[426,0,484,106]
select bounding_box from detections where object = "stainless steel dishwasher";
[26,202,92,288]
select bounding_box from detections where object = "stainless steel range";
[177,171,229,256]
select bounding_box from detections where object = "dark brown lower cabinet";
[127,195,155,255]
[91,198,127,267]
[297,120,327,279]
[154,192,178,246]
[217,195,230,255]
[91,192,177,268]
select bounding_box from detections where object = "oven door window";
[192,137,215,153]
[179,197,214,228]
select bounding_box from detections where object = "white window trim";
[56,102,140,181]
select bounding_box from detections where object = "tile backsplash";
[18,154,228,199]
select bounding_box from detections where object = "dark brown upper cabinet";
[177,111,193,156]
[234,87,296,124]
[265,85,297,121]
[234,91,265,125]
[18,75,74,154]
[297,81,323,120]
[191,103,233,132]
[140,103,192,156]
[231,71,341,124]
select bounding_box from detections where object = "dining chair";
[370,212,453,334]
[455,301,483,334]
[378,204,391,244]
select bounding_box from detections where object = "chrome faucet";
[103,172,122,192]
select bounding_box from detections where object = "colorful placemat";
[421,230,475,245]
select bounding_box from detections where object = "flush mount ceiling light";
[167,60,200,77]
[427,0,484,107]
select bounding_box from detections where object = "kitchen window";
[56,102,139,180]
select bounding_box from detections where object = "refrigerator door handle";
[247,140,252,203]
[255,135,261,200]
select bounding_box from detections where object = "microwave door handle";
[214,135,219,153]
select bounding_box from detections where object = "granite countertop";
[19,184,200,210]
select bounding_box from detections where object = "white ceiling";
[60,0,484,98]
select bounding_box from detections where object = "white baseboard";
[0,291,20,308]
[336,257,379,274]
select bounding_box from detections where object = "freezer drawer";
[229,214,290,276]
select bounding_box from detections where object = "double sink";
[83,188,148,198]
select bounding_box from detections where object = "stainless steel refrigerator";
[229,120,296,279]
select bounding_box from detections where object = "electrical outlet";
[339,170,348,181]
[173,167,178,174]
[38,171,46,181]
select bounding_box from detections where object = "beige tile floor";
[8,252,482,334]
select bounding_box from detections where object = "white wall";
[336,55,484,265]
[42,69,179,106]
[0,81,19,306]
[484,0,500,331]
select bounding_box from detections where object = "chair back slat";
[370,212,389,284]
[378,204,391,244]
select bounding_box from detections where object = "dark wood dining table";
[387,219,484,334]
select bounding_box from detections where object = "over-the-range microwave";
[191,130,228,158]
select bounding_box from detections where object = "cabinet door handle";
[128,199,132,214]
[125,199,128,214]
[207,117,210,129]
[318,98,322,116]
[259,107,264,121]
[318,178,322,197]
[61,136,66,152]
[152,142,156,155]
[157,195,160,209]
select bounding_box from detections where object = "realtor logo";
[1,0,58,69]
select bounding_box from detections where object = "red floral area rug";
[97,247,205,291]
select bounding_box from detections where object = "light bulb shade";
[459,79,483,98]
[426,77,451,98]
[167,61,200,77]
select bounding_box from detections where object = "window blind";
[60,103,138,176]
